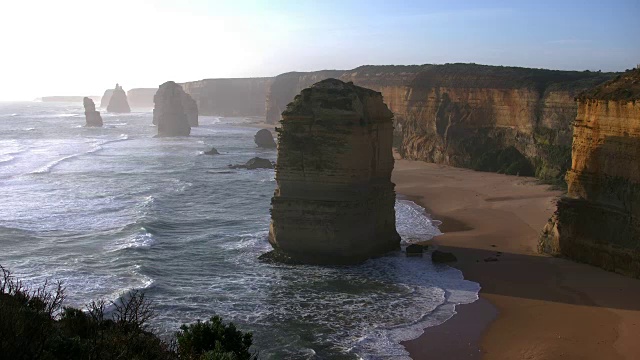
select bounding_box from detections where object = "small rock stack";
[153,81,192,137]
[83,97,103,127]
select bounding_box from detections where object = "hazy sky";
[1,0,639,100]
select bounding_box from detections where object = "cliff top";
[282,78,392,122]
[410,63,616,94]
[576,68,640,102]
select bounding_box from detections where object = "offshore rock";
[99,89,113,108]
[83,97,103,127]
[539,69,640,277]
[268,78,400,264]
[106,84,131,113]
[204,147,219,155]
[254,129,276,148]
[153,81,191,137]
[228,157,273,170]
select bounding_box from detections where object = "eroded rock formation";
[83,97,103,127]
[182,93,198,127]
[254,129,276,148]
[100,89,113,108]
[539,69,640,277]
[106,84,131,113]
[268,78,400,264]
[153,81,191,137]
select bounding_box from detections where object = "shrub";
[0,265,256,360]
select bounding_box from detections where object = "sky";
[0,0,638,100]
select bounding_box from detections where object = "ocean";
[0,101,479,359]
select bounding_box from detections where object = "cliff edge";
[540,69,640,277]
[268,79,400,264]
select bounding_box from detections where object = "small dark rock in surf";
[254,129,276,148]
[204,147,219,155]
[228,157,273,170]
[406,244,426,256]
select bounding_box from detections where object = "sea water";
[0,101,479,359]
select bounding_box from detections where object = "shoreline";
[392,159,640,359]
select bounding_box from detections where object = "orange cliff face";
[540,69,640,277]
[264,64,613,183]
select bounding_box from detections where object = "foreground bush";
[0,265,256,360]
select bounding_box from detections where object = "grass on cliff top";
[409,63,616,94]
[576,68,640,102]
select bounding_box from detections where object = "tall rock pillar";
[268,78,400,264]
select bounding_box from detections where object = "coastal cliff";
[153,81,191,137]
[181,78,271,116]
[106,84,131,113]
[264,64,613,183]
[268,79,400,264]
[540,69,640,277]
[127,88,157,108]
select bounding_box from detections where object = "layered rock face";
[540,69,640,277]
[264,64,613,183]
[181,78,272,116]
[83,97,103,127]
[99,89,113,108]
[106,84,131,113]
[153,81,191,137]
[268,79,400,264]
[127,88,158,108]
[182,93,199,127]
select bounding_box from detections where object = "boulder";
[228,157,273,169]
[106,84,131,113]
[204,147,219,155]
[254,129,276,148]
[83,97,103,127]
[406,244,425,256]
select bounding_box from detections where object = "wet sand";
[393,159,640,360]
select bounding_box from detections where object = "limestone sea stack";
[153,81,192,137]
[254,129,276,148]
[182,92,199,127]
[106,84,131,113]
[268,78,401,264]
[83,97,103,127]
[99,89,113,108]
[539,68,640,277]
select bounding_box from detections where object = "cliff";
[106,84,131,113]
[41,96,100,103]
[540,69,640,277]
[153,81,191,137]
[127,88,157,108]
[268,78,400,264]
[181,78,272,116]
[264,64,614,184]
[100,89,113,108]
[83,97,103,127]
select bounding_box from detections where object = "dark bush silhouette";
[0,265,256,360]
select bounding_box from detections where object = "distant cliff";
[540,69,640,277]
[41,96,100,103]
[264,64,614,183]
[127,88,157,108]
[181,78,272,116]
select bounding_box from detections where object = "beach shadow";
[431,244,640,312]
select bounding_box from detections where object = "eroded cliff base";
[540,198,640,278]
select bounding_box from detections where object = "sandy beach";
[393,159,640,360]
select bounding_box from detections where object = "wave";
[30,135,130,174]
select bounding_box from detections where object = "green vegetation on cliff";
[576,68,640,102]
